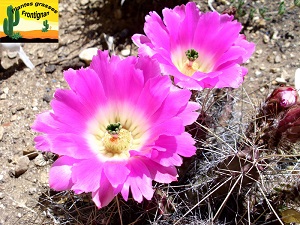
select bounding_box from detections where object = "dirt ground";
[0,0,300,224]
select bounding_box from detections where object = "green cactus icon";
[42,20,49,32]
[3,5,20,37]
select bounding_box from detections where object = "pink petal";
[49,156,79,191]
[149,87,191,123]
[34,135,51,152]
[64,68,108,115]
[92,171,116,208]
[103,161,130,188]
[71,158,103,192]
[44,133,95,159]
[51,89,91,132]
[147,117,184,141]
[125,158,154,202]
[143,159,177,183]
[177,101,200,126]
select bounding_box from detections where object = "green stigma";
[106,122,122,135]
[185,49,199,62]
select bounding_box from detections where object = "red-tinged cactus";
[264,86,298,114]
[276,103,300,143]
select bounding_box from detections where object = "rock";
[0,126,4,141]
[42,94,52,103]
[80,0,89,5]
[270,68,281,73]
[263,34,270,43]
[121,49,131,57]
[45,64,56,73]
[37,50,44,58]
[0,93,6,100]
[28,187,37,195]
[255,49,263,56]
[79,47,99,64]
[274,55,281,63]
[14,156,30,177]
[3,87,9,94]
[275,77,287,84]
[32,99,38,107]
[10,115,17,122]
[255,70,262,76]
[7,51,18,59]
[23,146,39,159]
[259,66,266,71]
[34,153,49,166]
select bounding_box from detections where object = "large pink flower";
[32,50,199,208]
[132,2,255,90]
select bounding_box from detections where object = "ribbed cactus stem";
[3,5,20,37]
[43,20,49,29]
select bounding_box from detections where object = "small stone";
[0,192,4,199]
[37,50,44,58]
[270,68,281,73]
[259,66,266,71]
[10,115,17,122]
[23,146,39,159]
[28,187,37,195]
[3,87,9,94]
[14,156,30,177]
[32,106,38,111]
[272,80,278,85]
[0,174,4,181]
[42,94,52,103]
[255,70,262,76]
[45,65,56,73]
[260,87,265,92]
[0,126,4,141]
[32,99,38,107]
[263,34,270,43]
[7,51,18,59]
[0,93,6,100]
[121,49,130,57]
[80,0,89,5]
[79,48,98,64]
[274,55,281,63]
[256,49,263,55]
[275,77,287,84]
[34,153,49,166]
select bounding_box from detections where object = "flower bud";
[264,86,298,114]
[276,103,300,143]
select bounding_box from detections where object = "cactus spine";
[42,20,49,32]
[3,5,20,37]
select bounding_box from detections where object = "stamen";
[185,49,199,62]
[106,122,122,136]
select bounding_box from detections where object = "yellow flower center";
[180,60,201,77]
[87,112,149,161]
[173,48,213,77]
[102,128,132,157]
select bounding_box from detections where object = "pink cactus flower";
[132,2,255,90]
[32,50,199,208]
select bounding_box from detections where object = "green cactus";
[3,5,20,37]
[42,20,49,32]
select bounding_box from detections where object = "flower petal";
[49,156,79,191]
[71,158,103,192]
